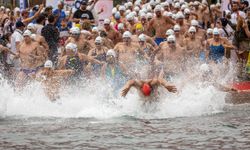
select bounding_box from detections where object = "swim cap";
[114,12,121,19]
[162,2,169,7]
[106,49,116,57]
[174,24,181,31]
[134,6,140,12]
[141,83,152,96]
[23,30,32,37]
[123,31,132,38]
[92,26,99,32]
[112,7,117,14]
[207,28,213,34]
[154,5,162,12]
[136,23,144,31]
[194,1,199,6]
[66,43,78,53]
[191,20,199,26]
[176,12,185,19]
[81,30,91,35]
[181,4,187,10]
[104,18,111,25]
[213,28,220,35]
[118,23,124,30]
[127,2,133,7]
[126,13,134,21]
[146,13,153,19]
[184,8,190,15]
[70,27,80,34]
[119,5,126,11]
[167,35,176,42]
[188,26,197,33]
[44,60,53,68]
[174,2,181,8]
[27,23,35,30]
[95,36,102,44]
[139,34,146,42]
[166,29,174,36]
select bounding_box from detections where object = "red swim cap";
[141,83,151,96]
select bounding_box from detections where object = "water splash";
[0,61,236,119]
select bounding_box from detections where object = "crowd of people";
[0,0,249,101]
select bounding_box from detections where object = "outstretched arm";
[158,78,177,93]
[121,80,141,97]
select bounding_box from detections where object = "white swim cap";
[70,27,80,34]
[213,28,220,35]
[112,7,117,14]
[27,23,35,30]
[216,3,221,7]
[174,24,181,31]
[207,28,213,34]
[202,0,208,5]
[104,18,111,25]
[191,19,199,26]
[194,1,199,6]
[126,13,134,21]
[162,2,169,7]
[154,5,162,12]
[44,60,53,68]
[174,2,181,8]
[106,49,116,57]
[81,30,91,35]
[119,5,126,11]
[134,6,140,12]
[146,13,153,19]
[165,11,173,17]
[92,26,99,32]
[127,2,133,7]
[139,34,146,42]
[118,23,124,30]
[176,12,184,19]
[181,4,187,10]
[167,35,176,42]
[147,5,152,12]
[23,30,32,37]
[188,26,197,33]
[225,10,231,15]
[5,8,10,12]
[166,29,174,36]
[123,31,132,38]
[95,36,102,44]
[184,8,190,15]
[66,43,78,53]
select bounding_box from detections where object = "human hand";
[121,87,130,97]
[166,84,177,93]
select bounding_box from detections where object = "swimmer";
[65,27,92,55]
[58,43,103,78]
[15,30,46,88]
[121,78,177,102]
[148,5,175,45]
[36,60,74,101]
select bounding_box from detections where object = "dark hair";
[48,15,55,23]
[36,14,46,24]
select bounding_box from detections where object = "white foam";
[0,61,236,119]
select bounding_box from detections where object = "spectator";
[41,15,60,63]
[73,0,94,24]
[53,1,66,28]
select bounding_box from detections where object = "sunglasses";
[95,43,101,45]
[168,41,175,44]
